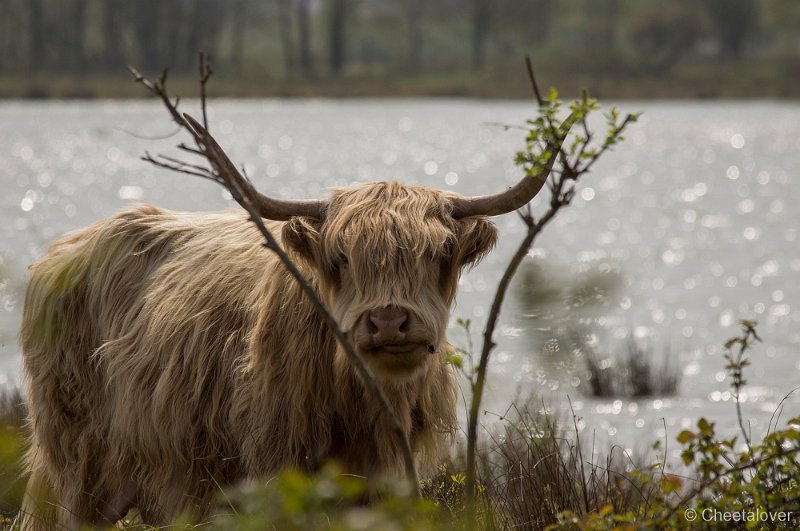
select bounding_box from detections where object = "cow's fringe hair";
[20,182,496,527]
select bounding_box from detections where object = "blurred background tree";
[626,0,706,73]
[702,0,758,60]
[0,0,796,98]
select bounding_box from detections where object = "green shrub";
[0,389,26,520]
[549,321,800,530]
[199,463,440,531]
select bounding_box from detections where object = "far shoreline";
[2,72,800,101]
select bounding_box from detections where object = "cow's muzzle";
[366,306,411,345]
[354,306,434,370]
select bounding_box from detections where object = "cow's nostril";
[367,307,410,339]
[367,318,379,335]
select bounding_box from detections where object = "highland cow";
[20,172,552,528]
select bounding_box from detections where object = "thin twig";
[524,56,544,106]
[141,153,216,181]
[462,63,637,527]
[768,387,799,437]
[577,114,638,177]
[584,457,650,508]
[657,445,800,525]
[463,121,572,524]
[727,323,759,460]
[113,125,182,141]
[568,396,591,513]
[155,153,215,175]
[177,143,207,157]
[129,64,420,496]
[481,121,531,132]
[198,51,213,132]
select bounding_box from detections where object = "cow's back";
[21,204,275,522]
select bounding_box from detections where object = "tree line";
[0,0,797,84]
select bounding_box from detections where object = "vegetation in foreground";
[0,389,26,523]
[1,322,798,529]
[184,323,773,529]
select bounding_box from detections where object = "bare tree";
[405,0,424,72]
[277,0,296,78]
[26,0,44,73]
[328,0,347,76]
[69,0,88,72]
[162,1,187,70]
[529,0,554,46]
[471,0,490,71]
[183,0,225,69]
[0,0,20,71]
[132,0,164,71]
[704,0,758,60]
[230,0,247,75]
[101,0,126,68]
[297,0,314,77]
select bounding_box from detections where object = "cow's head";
[247,160,556,379]
[282,182,497,378]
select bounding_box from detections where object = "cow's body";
[21,181,499,528]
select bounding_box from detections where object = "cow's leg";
[50,451,128,528]
[51,474,91,529]
[20,449,102,529]
[97,478,137,526]
[19,458,58,531]
[135,477,185,526]
[134,472,220,526]
[20,467,107,531]
[19,455,105,530]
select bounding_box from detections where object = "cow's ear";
[455,217,497,267]
[282,217,323,264]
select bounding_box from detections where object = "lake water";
[1,99,799,464]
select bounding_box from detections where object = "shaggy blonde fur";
[20,182,497,528]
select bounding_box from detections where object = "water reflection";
[1,100,799,446]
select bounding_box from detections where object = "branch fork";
[129,55,420,495]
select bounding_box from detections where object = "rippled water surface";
[1,99,799,460]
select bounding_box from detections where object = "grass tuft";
[570,330,681,399]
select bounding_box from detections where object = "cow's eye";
[340,254,349,267]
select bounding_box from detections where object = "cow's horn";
[450,113,575,219]
[252,195,326,221]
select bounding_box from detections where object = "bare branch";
[155,154,214,175]
[463,63,636,525]
[576,113,638,177]
[130,64,420,496]
[141,153,215,182]
[129,65,191,132]
[177,143,206,157]
[525,56,544,106]
[198,51,213,132]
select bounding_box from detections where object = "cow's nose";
[367,306,410,343]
